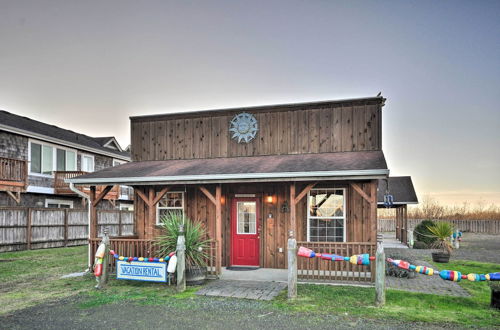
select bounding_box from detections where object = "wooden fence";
[0,207,134,252]
[378,218,500,234]
[89,238,218,276]
[297,241,376,283]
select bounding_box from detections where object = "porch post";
[287,232,297,299]
[147,187,155,239]
[90,186,97,238]
[176,224,186,292]
[215,184,222,275]
[370,180,378,243]
[290,183,296,238]
[375,233,386,306]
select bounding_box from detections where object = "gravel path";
[0,295,456,330]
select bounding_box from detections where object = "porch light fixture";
[281,200,290,213]
[220,196,225,204]
[265,195,274,204]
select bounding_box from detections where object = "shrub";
[414,220,437,245]
[427,221,454,254]
[412,241,428,249]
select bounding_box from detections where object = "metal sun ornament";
[229,112,258,143]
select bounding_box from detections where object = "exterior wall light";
[265,195,274,204]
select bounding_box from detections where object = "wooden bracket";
[350,183,376,205]
[199,186,217,205]
[93,185,114,206]
[6,191,21,204]
[293,182,317,205]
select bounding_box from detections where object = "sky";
[0,0,499,206]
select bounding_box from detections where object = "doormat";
[226,267,260,271]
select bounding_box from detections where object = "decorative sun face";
[229,112,258,143]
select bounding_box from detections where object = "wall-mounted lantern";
[220,196,225,205]
[265,194,274,204]
[281,200,290,213]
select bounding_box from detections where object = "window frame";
[156,191,185,225]
[28,139,77,177]
[81,154,95,172]
[45,198,74,209]
[306,187,347,243]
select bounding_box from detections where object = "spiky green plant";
[426,221,454,254]
[155,212,210,268]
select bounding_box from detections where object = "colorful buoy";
[439,270,461,282]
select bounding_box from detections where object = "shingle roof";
[377,176,418,205]
[0,110,130,159]
[68,150,388,185]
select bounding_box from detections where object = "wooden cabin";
[68,96,389,275]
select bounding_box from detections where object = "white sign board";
[116,260,167,283]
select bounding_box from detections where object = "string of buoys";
[109,250,175,263]
[297,246,500,282]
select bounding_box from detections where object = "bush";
[386,252,416,278]
[413,241,428,249]
[414,220,437,245]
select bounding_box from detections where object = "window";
[45,199,74,209]
[81,155,94,172]
[29,141,77,175]
[237,201,257,234]
[156,192,184,224]
[119,203,134,211]
[307,188,346,242]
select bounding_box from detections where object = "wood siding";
[131,101,382,161]
[133,180,377,269]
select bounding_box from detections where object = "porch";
[0,156,28,203]
[54,171,120,200]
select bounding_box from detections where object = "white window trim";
[156,191,184,225]
[45,198,74,208]
[236,201,257,235]
[113,159,126,166]
[81,154,95,172]
[28,139,77,177]
[119,203,134,211]
[306,188,347,243]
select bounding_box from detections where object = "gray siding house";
[0,110,133,209]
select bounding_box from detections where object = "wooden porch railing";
[297,241,376,283]
[89,238,219,276]
[54,171,119,199]
[0,157,28,191]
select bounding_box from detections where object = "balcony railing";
[54,171,120,199]
[0,157,28,192]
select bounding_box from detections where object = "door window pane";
[30,143,41,173]
[56,149,66,171]
[237,202,256,234]
[66,151,76,170]
[42,145,53,174]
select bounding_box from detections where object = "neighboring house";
[69,96,389,272]
[0,110,133,209]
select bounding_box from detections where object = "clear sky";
[1,0,499,206]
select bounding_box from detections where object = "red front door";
[231,198,260,266]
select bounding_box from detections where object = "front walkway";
[382,232,408,249]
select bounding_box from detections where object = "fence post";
[95,228,110,289]
[26,208,32,250]
[407,230,414,248]
[287,230,297,299]
[176,224,186,292]
[375,233,385,307]
[64,209,69,247]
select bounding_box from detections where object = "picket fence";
[0,207,134,252]
[378,218,500,234]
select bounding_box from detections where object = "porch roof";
[377,176,418,206]
[66,151,389,185]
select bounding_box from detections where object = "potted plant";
[156,212,211,285]
[426,222,454,263]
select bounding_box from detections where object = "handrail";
[0,157,28,183]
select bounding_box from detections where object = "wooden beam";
[370,180,378,243]
[6,191,21,204]
[215,184,222,274]
[94,185,114,206]
[350,183,374,205]
[90,186,98,238]
[146,187,155,238]
[290,183,296,238]
[135,188,150,205]
[199,186,217,205]
[152,187,170,206]
[293,182,316,205]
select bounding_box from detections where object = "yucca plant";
[426,222,454,254]
[155,212,210,268]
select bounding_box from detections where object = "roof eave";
[66,169,389,185]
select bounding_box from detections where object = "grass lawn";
[1,246,499,327]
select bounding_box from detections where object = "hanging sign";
[116,260,168,283]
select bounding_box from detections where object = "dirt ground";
[0,295,456,330]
